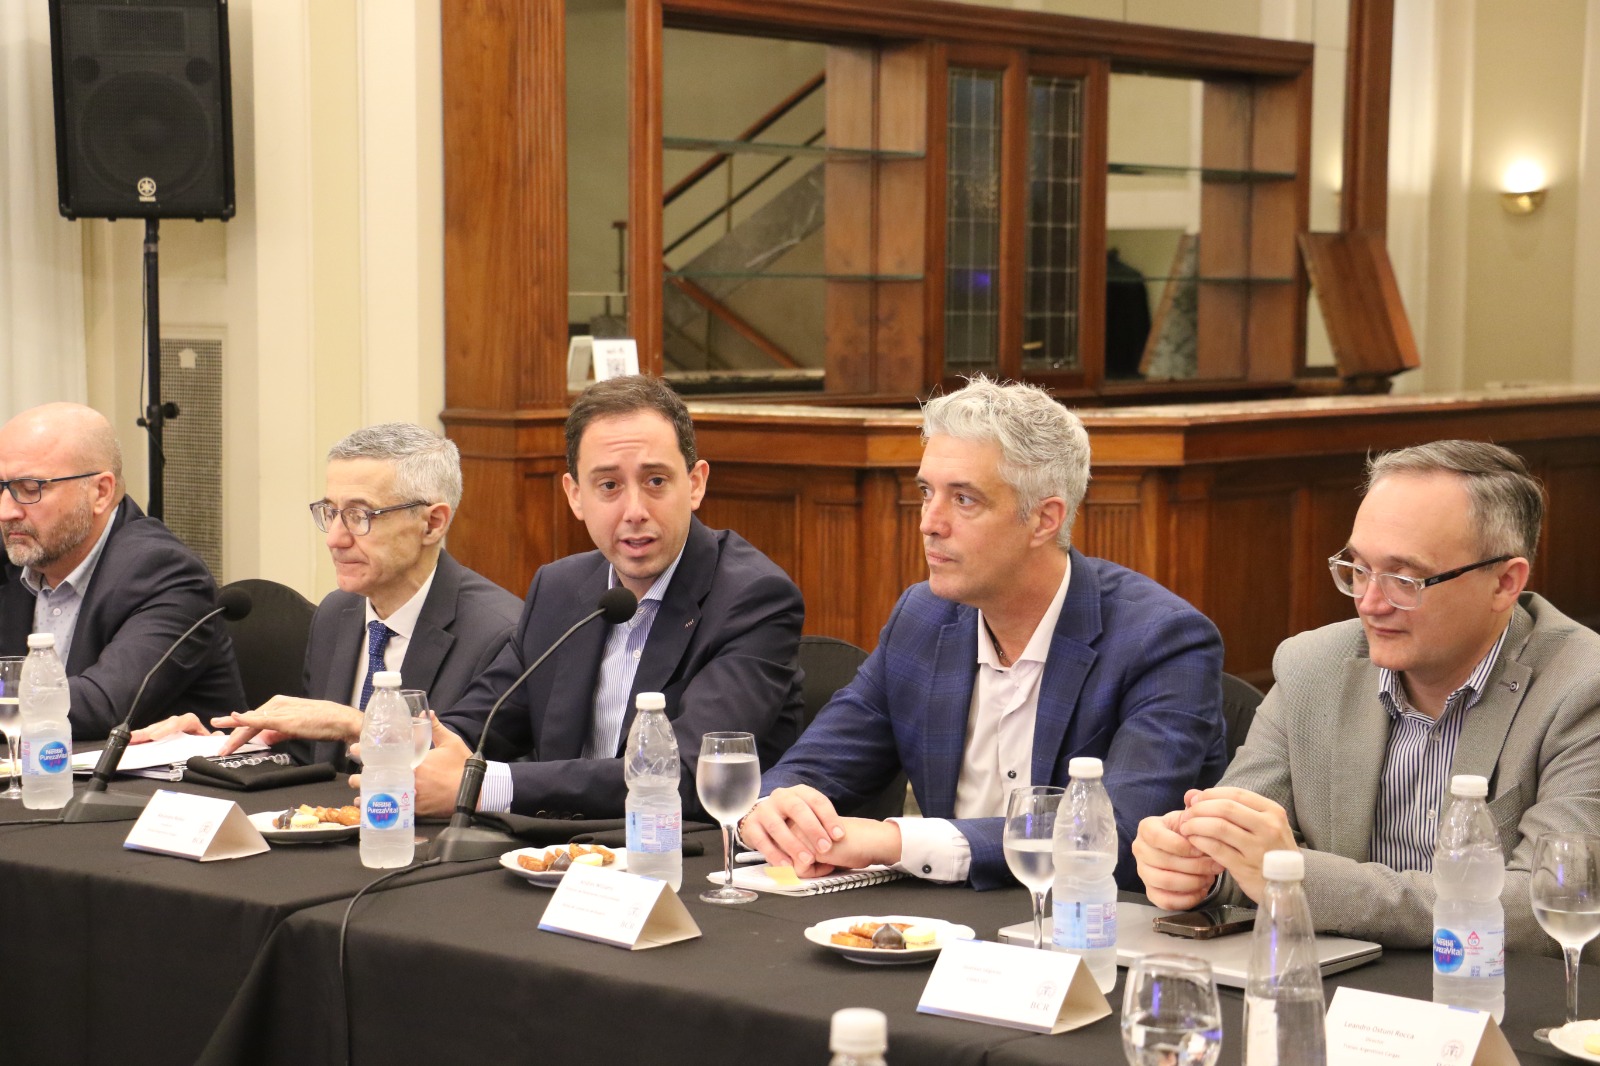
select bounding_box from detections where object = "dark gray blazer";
[0,496,245,739]
[1220,593,1600,957]
[303,551,520,766]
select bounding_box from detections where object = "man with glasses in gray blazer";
[1134,440,1600,955]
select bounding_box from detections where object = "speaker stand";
[135,219,179,521]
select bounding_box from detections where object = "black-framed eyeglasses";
[0,472,103,505]
[308,500,427,536]
[1328,552,1512,611]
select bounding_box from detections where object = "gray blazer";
[303,551,520,766]
[1220,592,1600,957]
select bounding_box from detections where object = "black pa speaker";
[48,0,235,221]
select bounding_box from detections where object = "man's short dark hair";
[564,375,698,473]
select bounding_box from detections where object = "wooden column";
[1342,0,1394,233]
[440,0,573,594]
[627,0,665,371]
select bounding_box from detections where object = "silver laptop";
[998,902,1382,988]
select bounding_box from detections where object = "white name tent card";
[123,789,269,861]
[917,937,1110,1034]
[538,862,701,950]
[1325,988,1518,1066]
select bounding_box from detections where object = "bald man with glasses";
[1134,440,1600,956]
[0,403,245,738]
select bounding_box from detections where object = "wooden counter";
[442,386,1600,685]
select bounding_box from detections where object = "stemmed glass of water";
[1003,784,1065,949]
[1531,832,1600,1041]
[0,657,22,799]
[1121,954,1223,1066]
[696,731,761,905]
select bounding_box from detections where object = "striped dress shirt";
[1369,626,1509,873]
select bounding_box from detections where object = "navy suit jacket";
[762,549,1227,890]
[300,551,521,767]
[440,517,805,819]
[0,497,245,739]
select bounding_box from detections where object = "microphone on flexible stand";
[429,586,637,863]
[61,587,253,824]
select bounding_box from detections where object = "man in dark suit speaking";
[0,403,244,738]
[144,424,522,763]
[396,376,805,820]
[740,377,1228,890]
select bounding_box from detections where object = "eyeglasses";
[1328,552,1512,610]
[0,472,102,505]
[309,500,427,536]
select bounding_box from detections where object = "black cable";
[0,817,63,827]
[337,856,443,1066]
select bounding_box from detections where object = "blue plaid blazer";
[763,549,1227,890]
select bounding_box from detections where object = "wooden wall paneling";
[825,46,878,394]
[875,43,932,397]
[1290,472,1365,637]
[1075,60,1111,389]
[1078,473,1146,572]
[1342,0,1394,234]
[627,0,665,372]
[893,469,927,616]
[1521,441,1600,626]
[1206,487,1296,684]
[1159,467,1213,613]
[804,473,865,640]
[441,1,568,410]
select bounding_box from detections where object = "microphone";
[429,586,637,862]
[62,587,253,824]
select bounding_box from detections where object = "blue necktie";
[358,621,393,710]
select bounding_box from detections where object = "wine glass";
[400,690,431,769]
[1003,785,1065,949]
[1531,832,1600,1041]
[697,731,761,905]
[1121,953,1223,1066]
[0,657,22,800]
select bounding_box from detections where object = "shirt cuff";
[478,761,513,813]
[889,817,969,883]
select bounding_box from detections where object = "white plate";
[499,845,628,886]
[1550,1020,1600,1063]
[803,915,974,965]
[248,809,359,844]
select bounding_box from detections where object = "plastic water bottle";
[829,1007,887,1065]
[1245,850,1326,1066]
[359,671,415,869]
[1052,756,1118,992]
[624,691,682,891]
[1432,774,1506,1021]
[19,633,72,810]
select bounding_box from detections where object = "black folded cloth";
[473,811,716,854]
[182,756,337,791]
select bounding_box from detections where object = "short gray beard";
[2,499,95,574]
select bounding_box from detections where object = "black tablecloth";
[0,773,491,1066]
[201,851,1590,1066]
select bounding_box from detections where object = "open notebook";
[706,862,908,896]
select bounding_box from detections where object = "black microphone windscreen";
[218,587,254,622]
[598,586,638,625]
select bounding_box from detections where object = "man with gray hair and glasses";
[0,403,244,737]
[741,377,1227,891]
[144,423,521,765]
[1135,439,1600,953]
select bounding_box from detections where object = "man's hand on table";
[129,713,212,744]
[1176,785,1298,904]
[1132,808,1222,910]
[351,715,467,819]
[209,696,364,756]
[737,784,902,877]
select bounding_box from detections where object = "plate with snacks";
[804,915,973,965]
[500,843,627,886]
[248,804,361,843]
[1550,1020,1600,1063]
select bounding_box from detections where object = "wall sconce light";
[1501,160,1547,215]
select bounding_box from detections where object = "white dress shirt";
[893,559,1071,882]
[346,566,438,708]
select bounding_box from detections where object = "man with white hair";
[0,402,244,737]
[741,377,1227,890]
[145,424,522,766]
